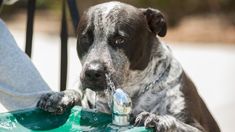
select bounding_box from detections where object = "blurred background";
[0,0,235,131]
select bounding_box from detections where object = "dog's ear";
[140,8,167,37]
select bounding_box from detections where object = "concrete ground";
[7,29,235,132]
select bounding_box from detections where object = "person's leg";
[0,19,51,113]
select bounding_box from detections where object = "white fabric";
[0,19,51,113]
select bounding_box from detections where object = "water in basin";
[0,106,152,132]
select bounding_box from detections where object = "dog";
[37,1,220,131]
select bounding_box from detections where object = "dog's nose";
[85,61,105,81]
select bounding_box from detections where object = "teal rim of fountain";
[0,106,153,132]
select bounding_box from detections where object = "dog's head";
[77,1,167,91]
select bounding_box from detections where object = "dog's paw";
[37,92,75,114]
[134,112,176,132]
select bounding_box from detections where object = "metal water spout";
[112,88,132,126]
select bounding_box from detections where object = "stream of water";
[94,73,116,110]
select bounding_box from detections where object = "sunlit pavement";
[9,30,235,132]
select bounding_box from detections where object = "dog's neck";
[123,40,179,97]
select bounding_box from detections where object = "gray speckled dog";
[37,1,220,132]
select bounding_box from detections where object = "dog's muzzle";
[80,60,107,91]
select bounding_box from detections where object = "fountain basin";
[0,106,152,132]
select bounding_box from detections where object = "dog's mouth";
[80,60,119,92]
[81,81,107,91]
[81,72,119,93]
[80,72,116,92]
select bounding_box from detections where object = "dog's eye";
[80,35,89,43]
[80,30,93,46]
[113,36,127,45]
[77,30,94,58]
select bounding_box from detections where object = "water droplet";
[93,117,98,121]
[105,73,116,92]
[92,113,98,119]
[145,86,149,91]
[94,109,98,113]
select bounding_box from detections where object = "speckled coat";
[37,1,220,132]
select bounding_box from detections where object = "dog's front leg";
[134,111,204,132]
[37,89,81,114]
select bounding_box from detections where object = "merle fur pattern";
[37,1,220,132]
